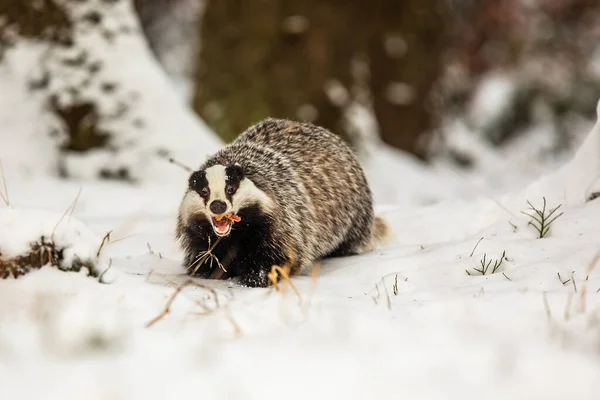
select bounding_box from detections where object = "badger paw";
[238,267,270,288]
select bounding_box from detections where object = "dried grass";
[187,236,225,275]
[145,279,242,336]
[578,250,600,313]
[145,279,220,328]
[268,264,302,301]
[96,230,112,258]
[51,187,82,242]
[0,237,60,279]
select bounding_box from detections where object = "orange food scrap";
[215,213,241,223]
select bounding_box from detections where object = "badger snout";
[208,200,234,237]
[209,200,227,215]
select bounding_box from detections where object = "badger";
[175,118,388,287]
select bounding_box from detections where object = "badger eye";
[226,185,236,195]
[199,188,209,198]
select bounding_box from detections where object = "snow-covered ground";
[3,6,600,397]
[2,103,600,399]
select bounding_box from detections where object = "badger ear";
[226,163,245,181]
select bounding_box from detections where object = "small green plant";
[466,250,506,276]
[521,197,564,238]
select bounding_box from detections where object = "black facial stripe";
[225,164,245,184]
[225,164,245,201]
[225,181,240,202]
[188,170,209,202]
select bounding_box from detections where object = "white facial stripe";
[233,178,275,212]
[180,190,205,222]
[205,165,227,204]
[183,165,274,222]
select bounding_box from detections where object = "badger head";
[180,163,273,237]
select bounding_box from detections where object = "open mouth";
[211,217,232,236]
[210,213,241,237]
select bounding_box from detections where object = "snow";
[468,70,517,134]
[2,108,600,399]
[3,10,600,397]
[0,206,89,261]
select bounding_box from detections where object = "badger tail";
[368,215,394,250]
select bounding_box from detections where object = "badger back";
[230,119,375,259]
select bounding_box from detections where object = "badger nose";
[209,200,227,215]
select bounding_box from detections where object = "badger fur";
[175,118,388,287]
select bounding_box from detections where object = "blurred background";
[1,0,600,204]
[136,0,600,157]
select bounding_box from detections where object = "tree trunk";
[193,0,449,157]
[366,0,449,157]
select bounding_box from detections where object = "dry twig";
[187,236,225,275]
[168,157,193,173]
[300,262,322,319]
[98,259,113,283]
[51,187,83,242]
[147,242,163,259]
[557,272,571,286]
[268,264,302,301]
[563,292,574,321]
[579,250,600,313]
[145,279,219,328]
[104,232,137,246]
[382,281,392,310]
[226,311,243,338]
[96,231,112,258]
[469,237,484,257]
[542,291,552,320]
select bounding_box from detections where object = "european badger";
[176,118,388,287]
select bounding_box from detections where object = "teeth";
[213,218,231,235]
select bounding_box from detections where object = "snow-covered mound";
[0,0,222,183]
[0,206,115,282]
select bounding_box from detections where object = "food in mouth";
[211,213,241,236]
[215,214,241,223]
